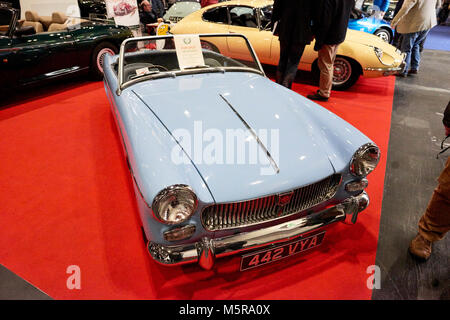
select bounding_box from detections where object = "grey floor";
[0,264,51,300]
[0,51,449,300]
[372,50,450,300]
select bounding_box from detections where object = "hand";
[445,126,450,136]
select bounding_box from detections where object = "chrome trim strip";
[147,192,370,268]
[219,93,280,175]
[364,67,402,71]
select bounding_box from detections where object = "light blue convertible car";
[103,34,380,271]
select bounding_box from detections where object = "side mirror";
[14,25,36,37]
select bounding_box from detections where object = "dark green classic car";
[0,2,132,90]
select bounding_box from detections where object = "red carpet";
[0,75,395,299]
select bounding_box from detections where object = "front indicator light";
[345,179,368,192]
[164,224,196,241]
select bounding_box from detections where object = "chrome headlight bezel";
[152,184,198,225]
[374,47,384,60]
[350,143,380,177]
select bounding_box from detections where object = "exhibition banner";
[105,0,139,26]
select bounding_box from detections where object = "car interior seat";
[241,13,257,28]
[48,12,68,32]
[23,11,44,33]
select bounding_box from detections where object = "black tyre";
[331,56,361,91]
[374,28,392,43]
[90,42,118,80]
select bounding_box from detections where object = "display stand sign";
[173,35,205,70]
[105,0,139,26]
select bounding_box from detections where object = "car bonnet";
[129,72,338,203]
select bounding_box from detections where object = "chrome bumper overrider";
[148,192,370,270]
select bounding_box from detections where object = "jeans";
[277,41,306,89]
[400,30,430,74]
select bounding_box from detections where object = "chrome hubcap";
[97,48,115,73]
[333,58,352,85]
[376,31,390,42]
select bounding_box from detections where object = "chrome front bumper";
[148,192,370,270]
[364,54,407,76]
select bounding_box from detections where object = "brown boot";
[409,234,432,261]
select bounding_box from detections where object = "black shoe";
[307,92,329,101]
[408,69,418,75]
[395,72,408,78]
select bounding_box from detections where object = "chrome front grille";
[202,174,342,231]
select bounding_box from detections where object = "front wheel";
[374,28,392,43]
[90,42,118,80]
[332,57,361,91]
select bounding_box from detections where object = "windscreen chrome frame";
[116,33,265,95]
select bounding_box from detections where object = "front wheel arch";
[312,55,362,91]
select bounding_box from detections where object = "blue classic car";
[349,8,394,43]
[103,34,380,271]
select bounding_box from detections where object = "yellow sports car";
[170,0,405,90]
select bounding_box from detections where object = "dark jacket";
[152,0,165,18]
[444,101,450,129]
[140,10,158,25]
[271,0,315,45]
[313,0,355,50]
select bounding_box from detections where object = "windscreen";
[0,9,12,36]
[118,34,264,89]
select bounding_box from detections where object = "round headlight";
[152,185,198,225]
[350,143,380,177]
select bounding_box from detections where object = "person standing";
[151,0,166,18]
[392,0,405,48]
[271,0,315,89]
[409,101,450,260]
[139,0,163,34]
[373,0,391,19]
[438,0,450,25]
[391,0,441,77]
[307,0,355,102]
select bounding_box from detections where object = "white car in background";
[163,0,200,23]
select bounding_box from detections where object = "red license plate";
[240,232,325,271]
